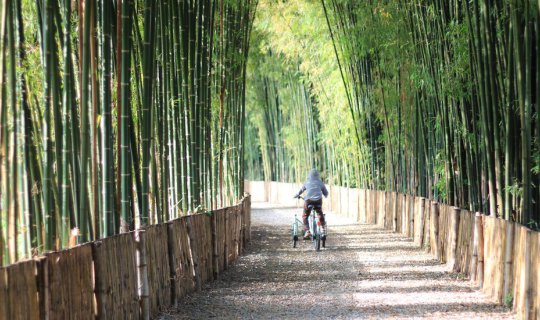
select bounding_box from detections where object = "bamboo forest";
[246,0,540,226]
[0,0,539,316]
[0,0,255,264]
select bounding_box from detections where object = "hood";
[307,169,320,181]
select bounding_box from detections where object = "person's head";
[307,169,320,181]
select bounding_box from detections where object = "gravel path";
[159,203,515,319]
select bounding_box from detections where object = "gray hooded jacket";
[296,170,329,201]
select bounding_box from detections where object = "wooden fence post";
[520,229,531,319]
[224,211,229,269]
[449,207,460,271]
[475,212,484,287]
[503,221,514,301]
[166,223,177,306]
[0,267,6,320]
[135,230,150,320]
[362,189,367,224]
[234,208,240,259]
[356,190,361,223]
[471,213,479,282]
[239,205,244,255]
[393,193,398,233]
[402,195,407,235]
[246,197,251,243]
[409,196,415,238]
[186,218,202,291]
[382,191,387,227]
[92,241,107,319]
[424,200,431,251]
[36,257,49,320]
[417,198,426,247]
[430,202,439,257]
[211,213,219,280]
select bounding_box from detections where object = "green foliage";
[526,219,539,230]
[505,180,523,198]
[441,21,473,98]
[503,292,513,308]
[532,149,540,175]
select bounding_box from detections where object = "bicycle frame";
[308,205,322,239]
[292,196,326,250]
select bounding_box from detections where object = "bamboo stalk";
[140,0,156,227]
[0,0,8,114]
[6,2,17,262]
[59,0,73,247]
[0,3,9,264]
[119,0,133,232]
[42,0,56,251]
[90,0,99,241]
[100,0,115,237]
[79,0,93,242]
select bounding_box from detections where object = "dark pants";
[303,199,326,231]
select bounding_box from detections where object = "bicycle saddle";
[308,204,322,210]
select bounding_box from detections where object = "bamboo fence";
[0,260,40,319]
[245,181,539,319]
[0,196,251,319]
[93,233,139,319]
[45,244,95,319]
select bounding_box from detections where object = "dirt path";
[159,203,515,319]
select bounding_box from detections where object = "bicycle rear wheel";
[314,234,321,251]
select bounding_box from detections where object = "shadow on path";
[158,204,514,320]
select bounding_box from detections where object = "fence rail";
[0,196,251,320]
[245,181,539,319]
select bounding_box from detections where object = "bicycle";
[291,195,326,251]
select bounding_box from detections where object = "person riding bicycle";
[294,169,329,239]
